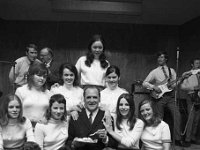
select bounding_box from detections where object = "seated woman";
[34,94,68,150]
[50,63,83,114]
[15,63,50,126]
[103,93,144,150]
[0,94,35,150]
[138,99,171,150]
[75,34,109,90]
[100,65,128,118]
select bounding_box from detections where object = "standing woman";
[100,65,128,118]
[50,63,83,113]
[0,94,35,150]
[103,93,144,150]
[139,100,171,150]
[35,94,68,150]
[75,34,109,89]
[15,63,50,126]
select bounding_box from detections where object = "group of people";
[0,34,199,150]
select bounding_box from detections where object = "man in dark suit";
[40,47,59,89]
[66,85,117,150]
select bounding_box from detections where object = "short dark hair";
[83,85,101,98]
[59,63,79,86]
[138,99,161,127]
[157,51,169,62]
[105,65,120,77]
[190,57,200,65]
[45,94,67,121]
[26,44,37,52]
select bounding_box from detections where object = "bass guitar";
[150,69,200,99]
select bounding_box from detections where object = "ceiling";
[0,0,200,25]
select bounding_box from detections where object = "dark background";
[0,17,200,96]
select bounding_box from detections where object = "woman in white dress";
[15,63,50,126]
[0,94,35,150]
[103,93,144,150]
[35,94,68,150]
[139,99,171,150]
[75,34,109,89]
[50,63,83,114]
[100,65,128,118]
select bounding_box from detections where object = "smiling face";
[33,73,47,88]
[106,72,119,89]
[192,59,200,70]
[119,98,130,118]
[26,48,38,62]
[91,40,104,59]
[8,99,20,119]
[140,102,153,123]
[84,88,100,112]
[62,68,75,86]
[157,54,167,66]
[51,101,65,120]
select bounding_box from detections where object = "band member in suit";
[66,85,117,150]
[40,47,60,89]
[180,58,200,146]
[142,51,186,147]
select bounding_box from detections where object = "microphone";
[176,46,180,60]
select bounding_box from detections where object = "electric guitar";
[150,69,200,99]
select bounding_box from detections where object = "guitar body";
[151,82,173,99]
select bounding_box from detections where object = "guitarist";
[180,58,200,146]
[142,51,187,147]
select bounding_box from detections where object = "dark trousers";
[185,94,200,142]
[154,94,181,141]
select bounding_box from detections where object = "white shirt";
[180,69,200,94]
[115,118,144,149]
[15,84,50,122]
[35,119,68,150]
[0,118,35,149]
[85,108,99,124]
[50,86,83,111]
[143,65,176,90]
[141,121,171,150]
[100,86,127,117]
[75,56,109,86]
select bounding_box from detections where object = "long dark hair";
[59,63,79,86]
[45,94,67,121]
[138,99,161,127]
[85,34,109,69]
[0,94,26,126]
[27,63,48,92]
[116,93,136,131]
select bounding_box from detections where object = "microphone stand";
[0,60,16,94]
[172,47,182,150]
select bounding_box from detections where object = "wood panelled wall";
[0,19,181,96]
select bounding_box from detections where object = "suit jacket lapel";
[80,109,91,130]
[90,110,104,131]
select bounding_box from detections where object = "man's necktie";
[162,66,168,79]
[89,112,93,124]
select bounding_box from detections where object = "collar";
[158,65,168,69]
[85,108,99,118]
[45,59,52,68]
